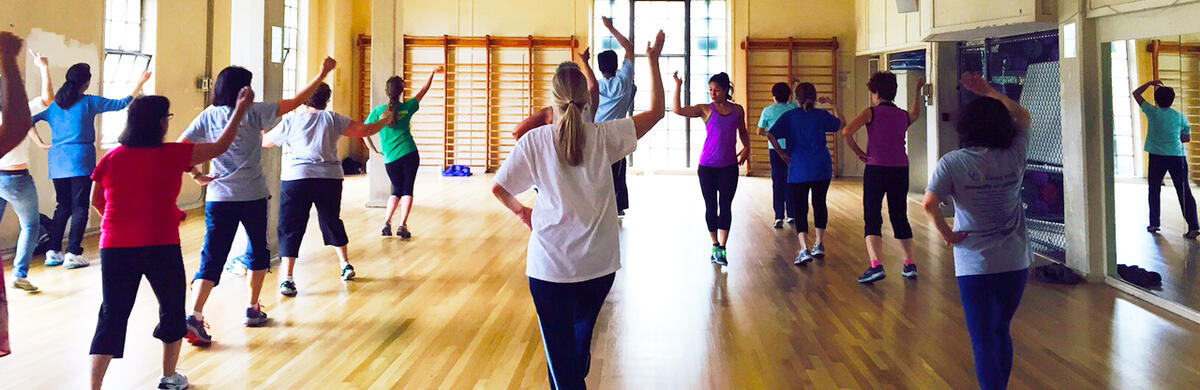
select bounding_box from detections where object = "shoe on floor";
[810,244,826,257]
[618,209,626,217]
[397,225,412,240]
[902,263,919,279]
[158,372,189,390]
[857,265,886,284]
[381,223,393,237]
[44,250,64,267]
[184,315,212,346]
[1148,225,1161,233]
[224,254,250,276]
[793,250,813,266]
[245,306,269,327]
[1186,230,1200,239]
[63,253,89,269]
[710,246,721,264]
[773,219,784,229]
[341,265,356,281]
[11,277,38,292]
[715,247,729,266]
[785,218,796,224]
[280,280,298,297]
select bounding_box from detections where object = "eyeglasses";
[165,113,175,120]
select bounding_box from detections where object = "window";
[593,0,728,169]
[282,0,301,98]
[1111,40,1140,177]
[102,0,153,146]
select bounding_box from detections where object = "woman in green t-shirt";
[367,66,443,239]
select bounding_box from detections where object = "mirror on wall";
[1106,34,1200,310]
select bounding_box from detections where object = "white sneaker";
[11,277,38,292]
[45,250,64,267]
[158,372,189,390]
[64,254,90,269]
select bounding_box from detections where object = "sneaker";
[1148,225,1161,233]
[902,263,919,279]
[857,265,886,284]
[381,223,393,237]
[224,254,250,276]
[1186,230,1200,239]
[773,219,784,229]
[397,225,412,240]
[341,265,356,281]
[785,218,796,224]
[710,246,721,264]
[11,277,38,292]
[810,244,826,257]
[793,250,813,266]
[618,209,626,217]
[44,250,64,267]
[245,306,269,327]
[63,254,89,269]
[715,247,729,266]
[184,315,212,346]
[158,372,189,390]
[280,280,298,297]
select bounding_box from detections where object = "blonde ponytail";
[551,62,589,166]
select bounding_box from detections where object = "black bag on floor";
[33,213,51,256]
[1031,263,1083,285]
[343,158,365,175]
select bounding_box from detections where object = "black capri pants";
[385,151,420,197]
[279,178,350,258]
[863,165,914,239]
[90,245,187,358]
[698,164,739,232]
[792,180,831,233]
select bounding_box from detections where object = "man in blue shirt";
[596,16,635,216]
[1133,79,1199,238]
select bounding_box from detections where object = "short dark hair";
[709,72,732,101]
[867,71,898,101]
[1155,86,1176,108]
[957,96,1018,149]
[795,82,817,111]
[598,50,618,76]
[771,82,791,103]
[212,66,253,107]
[307,83,332,110]
[119,95,170,148]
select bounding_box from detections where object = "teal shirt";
[1141,101,1190,157]
[758,101,798,149]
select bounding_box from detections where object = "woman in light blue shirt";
[31,63,149,269]
[757,82,798,229]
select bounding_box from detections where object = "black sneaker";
[245,306,269,327]
[381,223,393,237]
[618,209,626,217]
[1186,230,1200,239]
[773,219,784,229]
[184,315,212,346]
[341,264,356,281]
[1148,225,1161,233]
[902,264,918,279]
[857,265,886,284]
[715,247,729,266]
[397,225,412,240]
[280,280,298,297]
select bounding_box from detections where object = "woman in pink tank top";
[842,71,925,284]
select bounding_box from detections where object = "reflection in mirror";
[1110,34,1200,310]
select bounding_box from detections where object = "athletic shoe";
[224,254,250,276]
[785,218,796,224]
[857,265,886,284]
[793,250,813,266]
[773,219,784,229]
[63,254,89,269]
[618,209,626,217]
[1148,225,1161,233]
[44,250,64,267]
[11,277,38,292]
[902,263,919,279]
[397,225,412,240]
[158,372,189,390]
[810,244,826,257]
[1186,230,1200,239]
[341,265,356,281]
[184,315,212,346]
[710,246,721,264]
[245,306,269,327]
[280,280,298,297]
[715,247,729,266]
[381,223,393,237]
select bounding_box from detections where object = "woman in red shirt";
[86,88,253,390]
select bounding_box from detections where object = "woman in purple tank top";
[843,71,925,284]
[672,72,750,266]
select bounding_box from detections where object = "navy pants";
[1147,153,1200,230]
[769,151,796,220]
[90,245,187,358]
[279,179,349,258]
[698,164,739,232]
[49,175,91,255]
[612,158,629,212]
[529,273,615,390]
[194,198,271,285]
[957,268,1028,390]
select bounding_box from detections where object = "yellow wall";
[399,0,591,38]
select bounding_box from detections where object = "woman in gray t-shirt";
[922,72,1032,390]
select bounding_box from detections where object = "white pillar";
[366,0,402,208]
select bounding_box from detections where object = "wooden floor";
[1114,181,1200,311]
[3,174,1200,389]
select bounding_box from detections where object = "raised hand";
[647,30,665,58]
[30,49,48,68]
[915,76,927,89]
[432,65,445,74]
[321,57,337,75]
[672,71,682,86]
[140,71,153,83]
[0,32,23,58]
[816,96,834,105]
[235,86,255,111]
[959,72,995,97]
[578,47,591,62]
[602,16,615,30]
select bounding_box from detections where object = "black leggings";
[90,245,187,358]
[792,180,830,233]
[698,165,739,232]
[385,151,420,197]
[863,165,914,239]
[1147,153,1200,230]
[49,175,91,255]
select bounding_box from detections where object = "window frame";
[101,0,153,148]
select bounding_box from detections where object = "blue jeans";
[957,268,1029,390]
[194,198,271,285]
[0,172,40,279]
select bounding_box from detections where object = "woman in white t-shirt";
[0,50,53,292]
[491,30,665,389]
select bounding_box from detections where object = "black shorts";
[384,151,420,197]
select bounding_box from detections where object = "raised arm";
[279,57,336,116]
[345,110,395,138]
[961,72,1031,130]
[1133,79,1162,106]
[0,32,32,157]
[842,108,871,163]
[631,30,666,139]
[191,87,255,165]
[908,77,926,124]
[513,107,554,140]
[601,17,635,61]
[31,49,53,106]
[130,71,152,97]
[576,47,599,121]
[671,72,706,119]
[413,66,445,103]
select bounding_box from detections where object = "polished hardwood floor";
[3,173,1200,389]
[1114,180,1200,311]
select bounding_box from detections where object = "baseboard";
[1106,276,1200,324]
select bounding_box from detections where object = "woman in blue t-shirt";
[31,63,149,270]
